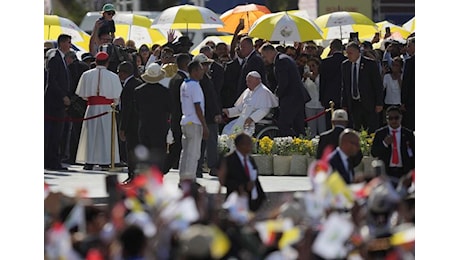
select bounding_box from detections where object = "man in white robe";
[75,51,123,170]
[222,71,279,136]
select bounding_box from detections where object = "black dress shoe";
[46,166,68,171]
[121,176,133,184]
[209,169,217,176]
[83,164,94,170]
[100,165,110,170]
[196,172,203,178]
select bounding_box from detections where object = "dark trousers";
[125,133,139,176]
[163,122,182,173]
[197,123,218,174]
[116,112,127,163]
[351,99,379,133]
[44,110,65,169]
[402,105,415,132]
[68,121,83,164]
[139,131,168,174]
[387,166,405,187]
[277,104,306,137]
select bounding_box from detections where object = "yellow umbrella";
[376,20,411,39]
[113,13,173,48]
[217,3,271,34]
[44,15,90,52]
[402,17,415,33]
[151,4,223,32]
[315,11,377,40]
[248,11,323,42]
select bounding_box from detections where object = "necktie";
[63,55,70,91]
[391,130,399,164]
[347,157,354,183]
[352,63,359,99]
[244,156,250,178]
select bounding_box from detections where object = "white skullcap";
[246,71,261,79]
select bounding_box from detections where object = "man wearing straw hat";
[75,51,123,170]
[134,63,172,174]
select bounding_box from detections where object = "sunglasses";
[105,12,115,16]
[387,116,401,121]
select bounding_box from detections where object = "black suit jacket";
[341,56,384,111]
[316,126,363,167]
[222,151,266,211]
[328,150,354,184]
[119,76,143,138]
[221,58,242,108]
[237,50,267,97]
[209,62,224,111]
[200,74,220,124]
[274,53,311,107]
[45,49,70,114]
[134,83,172,148]
[371,126,415,175]
[401,56,415,107]
[319,52,346,108]
[168,70,187,133]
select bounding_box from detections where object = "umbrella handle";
[246,11,250,30]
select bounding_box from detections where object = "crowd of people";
[44,5,415,259]
[44,132,415,260]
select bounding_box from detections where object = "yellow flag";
[325,171,354,207]
[210,225,231,258]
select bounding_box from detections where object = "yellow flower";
[258,136,274,155]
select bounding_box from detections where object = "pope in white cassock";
[75,51,123,169]
[222,71,279,136]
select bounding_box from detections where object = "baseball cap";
[101,3,116,13]
[331,109,348,121]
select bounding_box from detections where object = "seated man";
[222,71,278,136]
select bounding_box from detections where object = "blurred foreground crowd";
[44,155,414,260]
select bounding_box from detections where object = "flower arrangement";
[273,137,294,156]
[257,136,274,155]
[308,136,319,157]
[359,129,375,156]
[290,137,310,155]
[217,134,236,154]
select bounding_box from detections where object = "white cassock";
[75,65,123,165]
[223,83,279,136]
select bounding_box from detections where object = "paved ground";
[45,164,313,205]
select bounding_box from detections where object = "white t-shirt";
[180,79,205,126]
[383,73,402,105]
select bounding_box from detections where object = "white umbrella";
[314,11,378,40]
[151,4,223,32]
[248,11,323,42]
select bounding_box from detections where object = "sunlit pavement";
[45,164,313,199]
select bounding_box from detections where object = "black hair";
[234,133,252,147]
[260,43,276,52]
[330,39,343,51]
[119,225,147,258]
[117,61,134,75]
[386,106,402,115]
[57,34,71,45]
[187,60,202,74]
[177,53,192,69]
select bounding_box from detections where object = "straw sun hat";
[141,63,166,84]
